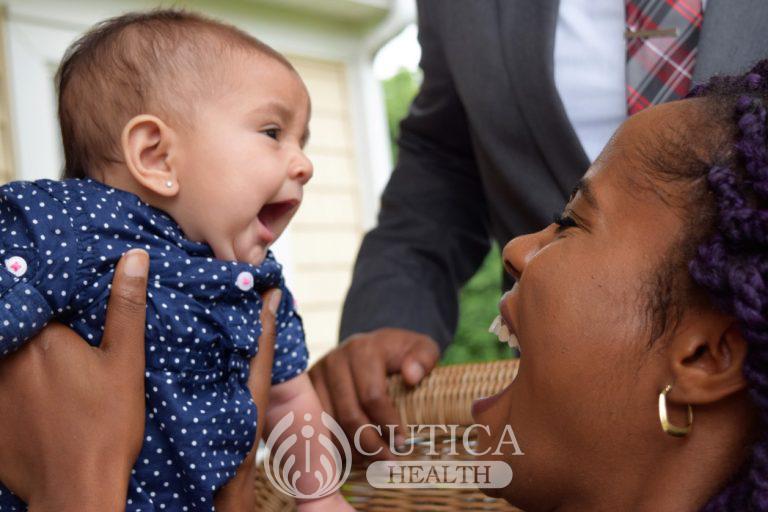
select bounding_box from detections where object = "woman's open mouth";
[256,199,299,243]
[488,314,520,352]
[471,313,521,418]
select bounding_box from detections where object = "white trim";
[348,0,416,229]
[361,0,416,55]
[346,55,391,229]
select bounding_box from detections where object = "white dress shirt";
[554,0,707,162]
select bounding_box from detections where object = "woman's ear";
[121,115,178,197]
[666,311,748,405]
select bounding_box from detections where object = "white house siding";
[0,0,396,363]
[0,8,14,184]
[288,56,364,361]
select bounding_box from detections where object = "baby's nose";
[291,153,313,185]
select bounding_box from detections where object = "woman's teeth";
[489,315,520,352]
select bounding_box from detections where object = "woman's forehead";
[586,100,711,203]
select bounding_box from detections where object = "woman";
[473,63,768,510]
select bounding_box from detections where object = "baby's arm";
[0,181,79,357]
[265,373,353,511]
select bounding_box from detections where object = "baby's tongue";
[257,201,294,241]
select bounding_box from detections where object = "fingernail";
[408,362,425,383]
[123,249,149,277]
[268,289,282,315]
[395,434,406,448]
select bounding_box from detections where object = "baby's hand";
[297,492,354,512]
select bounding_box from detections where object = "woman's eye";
[552,212,578,233]
[263,128,280,140]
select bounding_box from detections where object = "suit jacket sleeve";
[339,0,491,350]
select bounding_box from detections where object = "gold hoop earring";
[658,384,693,437]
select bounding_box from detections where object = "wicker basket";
[253,359,521,511]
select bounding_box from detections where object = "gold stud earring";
[658,384,693,437]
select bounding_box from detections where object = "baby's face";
[171,52,312,266]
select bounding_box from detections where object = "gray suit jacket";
[340,0,768,350]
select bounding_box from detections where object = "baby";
[0,9,351,512]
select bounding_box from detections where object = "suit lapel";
[496,0,590,196]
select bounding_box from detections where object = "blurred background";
[0,0,509,365]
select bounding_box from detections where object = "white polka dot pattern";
[0,179,309,511]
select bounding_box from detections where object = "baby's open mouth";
[257,199,299,242]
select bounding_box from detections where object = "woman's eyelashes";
[552,212,578,233]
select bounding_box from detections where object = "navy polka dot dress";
[0,179,309,511]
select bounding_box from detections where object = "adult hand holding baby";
[213,288,281,512]
[0,249,149,512]
[0,246,284,512]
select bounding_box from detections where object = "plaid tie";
[625,0,703,115]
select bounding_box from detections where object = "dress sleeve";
[270,284,309,384]
[0,181,79,356]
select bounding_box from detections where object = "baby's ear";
[121,115,178,197]
[665,310,748,406]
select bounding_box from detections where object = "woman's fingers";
[101,249,149,379]
[248,288,280,402]
[248,289,280,450]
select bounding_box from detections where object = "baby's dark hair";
[56,8,295,179]
[647,60,768,510]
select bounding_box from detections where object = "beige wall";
[0,11,15,184]
[288,56,364,362]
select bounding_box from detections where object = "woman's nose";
[502,227,553,280]
[290,152,314,185]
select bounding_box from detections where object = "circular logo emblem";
[263,411,352,499]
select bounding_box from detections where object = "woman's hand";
[214,288,280,512]
[0,249,150,512]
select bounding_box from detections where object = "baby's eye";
[552,212,578,234]
[263,128,281,140]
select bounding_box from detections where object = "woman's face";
[472,101,700,509]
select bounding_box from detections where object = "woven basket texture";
[253,359,522,511]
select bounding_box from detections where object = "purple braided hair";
[675,61,768,511]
